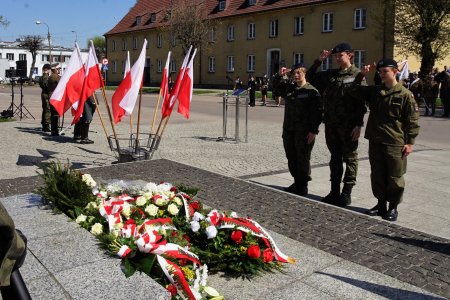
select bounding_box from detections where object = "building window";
[247,23,256,39]
[41,54,49,61]
[171,34,176,47]
[208,57,215,72]
[294,53,304,65]
[294,17,304,35]
[249,0,256,5]
[227,25,235,41]
[64,56,70,62]
[112,40,116,51]
[53,56,60,62]
[219,1,226,11]
[170,59,176,73]
[135,16,141,25]
[6,53,14,61]
[122,60,126,74]
[157,34,162,48]
[354,8,366,29]
[353,50,366,69]
[122,38,127,50]
[112,61,117,73]
[269,19,278,37]
[227,56,234,72]
[157,59,162,73]
[247,55,255,72]
[321,56,332,71]
[19,54,26,61]
[323,13,333,32]
[209,28,216,43]
[150,13,156,23]
[133,37,138,50]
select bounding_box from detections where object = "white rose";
[167,203,179,216]
[145,204,159,217]
[113,222,124,230]
[205,225,218,239]
[82,174,97,187]
[173,197,183,206]
[144,182,157,192]
[98,191,108,198]
[135,196,147,207]
[190,220,200,232]
[85,201,98,210]
[154,196,169,207]
[121,203,131,218]
[143,192,153,200]
[111,230,119,238]
[75,214,87,224]
[230,211,238,218]
[90,223,103,235]
[192,212,205,222]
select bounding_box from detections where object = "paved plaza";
[0,85,449,299]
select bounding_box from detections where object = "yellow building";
[104,0,446,86]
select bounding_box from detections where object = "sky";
[0,0,137,48]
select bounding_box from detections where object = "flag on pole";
[159,51,172,117]
[398,59,409,81]
[50,43,85,116]
[111,51,131,123]
[111,39,147,124]
[72,41,104,125]
[161,45,192,118]
[177,48,197,119]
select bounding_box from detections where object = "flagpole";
[134,87,143,153]
[129,115,133,137]
[91,92,110,144]
[100,85,120,153]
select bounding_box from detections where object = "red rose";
[263,248,274,263]
[190,201,200,211]
[125,218,135,226]
[170,186,177,192]
[167,284,177,296]
[247,245,261,259]
[231,230,243,244]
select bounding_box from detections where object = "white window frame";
[294,17,304,35]
[208,57,216,72]
[247,23,256,39]
[219,1,226,11]
[354,8,366,29]
[269,19,278,37]
[157,34,162,48]
[157,59,162,73]
[353,50,366,69]
[321,56,332,71]
[227,56,235,72]
[209,28,216,43]
[133,37,138,50]
[19,54,26,61]
[135,16,141,25]
[247,55,256,72]
[323,12,333,32]
[294,53,304,65]
[6,53,14,61]
[227,25,235,41]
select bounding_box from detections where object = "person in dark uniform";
[261,74,269,106]
[73,96,96,144]
[247,74,257,107]
[349,59,420,221]
[422,75,439,116]
[48,63,61,136]
[39,64,52,132]
[434,67,450,117]
[273,63,323,195]
[307,42,367,207]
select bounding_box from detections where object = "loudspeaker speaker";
[16,60,27,77]
[5,69,16,78]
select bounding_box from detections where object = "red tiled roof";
[105,0,341,36]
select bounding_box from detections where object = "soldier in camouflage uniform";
[39,64,52,132]
[307,43,367,207]
[48,63,61,136]
[349,59,420,221]
[272,63,323,195]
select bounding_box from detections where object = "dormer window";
[249,0,256,5]
[135,16,141,25]
[219,1,226,11]
[150,13,156,23]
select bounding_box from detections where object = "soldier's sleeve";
[402,92,420,145]
[347,72,371,127]
[306,59,328,94]
[272,73,289,98]
[308,87,323,134]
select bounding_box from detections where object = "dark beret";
[43,64,51,70]
[331,42,352,54]
[377,59,398,70]
[291,63,307,72]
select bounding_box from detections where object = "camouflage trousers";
[41,95,51,127]
[325,125,359,186]
[283,130,315,184]
[369,142,407,206]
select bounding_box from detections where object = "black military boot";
[50,116,59,136]
[383,203,398,221]
[296,183,308,196]
[80,123,94,144]
[337,184,353,207]
[73,122,82,141]
[366,200,387,216]
[322,182,340,204]
[284,183,297,194]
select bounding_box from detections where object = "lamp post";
[36,21,51,63]
[71,30,77,45]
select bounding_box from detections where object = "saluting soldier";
[349,59,420,221]
[273,63,323,196]
[48,63,61,136]
[307,42,367,207]
[39,64,52,132]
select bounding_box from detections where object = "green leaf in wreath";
[121,258,136,278]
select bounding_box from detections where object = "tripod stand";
[12,79,35,121]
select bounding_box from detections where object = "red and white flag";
[159,51,172,117]
[111,39,147,124]
[161,45,192,118]
[177,48,197,119]
[72,40,104,125]
[50,43,85,116]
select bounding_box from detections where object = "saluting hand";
[319,49,332,62]
[280,67,290,76]
[350,126,361,141]
[361,62,377,75]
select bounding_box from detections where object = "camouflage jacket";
[39,72,50,96]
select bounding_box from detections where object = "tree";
[19,35,44,84]
[88,36,106,59]
[382,0,450,78]
[0,15,9,28]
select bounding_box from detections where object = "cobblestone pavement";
[0,159,449,298]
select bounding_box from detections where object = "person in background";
[73,96,96,144]
[247,74,257,107]
[261,74,269,106]
[234,76,243,90]
[422,74,439,116]
[38,64,51,132]
[272,63,323,196]
[48,63,61,136]
[434,66,450,118]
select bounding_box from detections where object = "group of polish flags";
[49,39,195,127]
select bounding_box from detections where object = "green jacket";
[350,73,420,146]
[273,74,323,133]
[307,59,367,128]
[48,73,60,93]
[0,203,25,287]
[39,73,51,98]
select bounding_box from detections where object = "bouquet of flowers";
[37,162,295,300]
